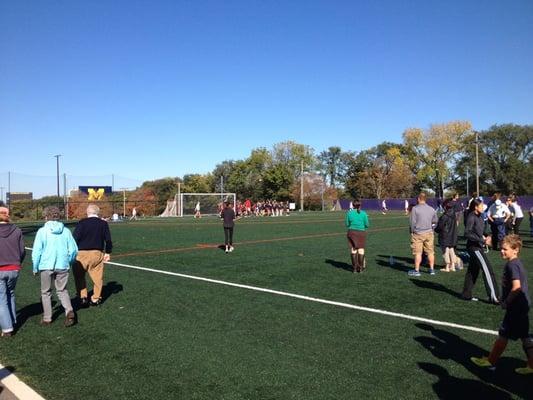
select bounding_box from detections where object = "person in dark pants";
[462,199,500,304]
[221,202,236,253]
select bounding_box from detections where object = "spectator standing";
[408,192,438,276]
[434,200,459,272]
[73,204,113,307]
[461,199,500,304]
[221,202,236,253]
[509,195,524,235]
[345,199,370,273]
[32,206,77,326]
[488,199,511,250]
[0,207,25,337]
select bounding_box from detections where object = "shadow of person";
[100,281,124,305]
[375,254,412,272]
[15,299,54,330]
[414,323,531,398]
[418,362,511,399]
[324,258,353,273]
[409,279,463,299]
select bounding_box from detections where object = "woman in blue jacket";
[32,206,78,327]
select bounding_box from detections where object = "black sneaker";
[79,297,89,308]
[90,298,102,307]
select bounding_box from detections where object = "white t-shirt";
[488,202,510,218]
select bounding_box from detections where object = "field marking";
[112,225,408,259]
[0,363,46,400]
[107,260,498,336]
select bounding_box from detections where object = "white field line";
[0,364,46,400]
[107,260,499,336]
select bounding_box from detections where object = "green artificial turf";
[1,212,532,399]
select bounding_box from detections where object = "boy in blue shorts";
[470,234,533,374]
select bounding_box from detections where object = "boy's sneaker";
[408,270,421,277]
[429,269,436,275]
[515,366,533,375]
[471,357,496,371]
[455,259,464,270]
[229,246,234,252]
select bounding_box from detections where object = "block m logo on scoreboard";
[79,186,112,201]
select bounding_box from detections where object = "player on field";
[345,199,369,273]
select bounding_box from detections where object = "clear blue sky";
[1,0,532,197]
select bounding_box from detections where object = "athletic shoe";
[455,258,464,270]
[408,270,421,277]
[471,357,496,371]
[515,366,533,375]
[429,269,436,275]
[78,297,89,309]
[1,331,13,337]
[64,311,76,327]
[229,246,234,252]
[90,298,102,307]
[40,319,52,326]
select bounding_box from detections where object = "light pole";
[54,154,61,197]
[0,186,4,204]
[475,132,480,196]
[120,188,128,217]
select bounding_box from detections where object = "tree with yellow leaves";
[402,121,472,198]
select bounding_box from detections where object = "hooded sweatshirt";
[32,221,78,273]
[0,223,25,270]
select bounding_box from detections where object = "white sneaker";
[229,246,234,252]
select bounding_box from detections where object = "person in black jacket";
[221,202,236,253]
[435,200,459,272]
[461,199,500,304]
[73,204,113,307]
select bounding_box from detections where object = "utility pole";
[54,154,61,197]
[466,167,469,198]
[0,186,4,204]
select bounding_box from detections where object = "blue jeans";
[0,270,19,333]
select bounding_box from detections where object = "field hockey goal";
[180,193,236,217]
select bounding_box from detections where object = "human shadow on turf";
[414,323,530,399]
[409,279,463,300]
[324,259,353,273]
[375,254,413,272]
[75,281,124,310]
[418,362,511,399]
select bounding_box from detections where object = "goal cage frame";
[179,193,236,217]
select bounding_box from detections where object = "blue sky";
[1,0,532,197]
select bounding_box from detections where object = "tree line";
[138,122,531,210]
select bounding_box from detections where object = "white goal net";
[159,195,179,217]
[180,193,236,217]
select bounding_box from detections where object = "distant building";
[7,192,33,202]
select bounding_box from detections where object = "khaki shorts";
[411,232,434,256]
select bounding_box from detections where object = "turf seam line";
[106,260,499,336]
[0,363,46,400]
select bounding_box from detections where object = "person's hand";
[103,253,111,262]
[484,236,492,247]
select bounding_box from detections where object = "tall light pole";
[120,188,127,217]
[475,132,480,196]
[300,159,304,212]
[0,187,4,204]
[54,154,61,197]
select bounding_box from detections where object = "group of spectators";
[0,204,112,336]
[224,199,291,217]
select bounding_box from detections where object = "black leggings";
[224,227,234,245]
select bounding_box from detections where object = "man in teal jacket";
[32,206,78,327]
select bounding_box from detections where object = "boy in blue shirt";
[471,234,533,374]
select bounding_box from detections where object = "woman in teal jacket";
[32,206,77,327]
[345,199,370,273]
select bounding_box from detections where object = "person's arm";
[103,222,113,261]
[465,215,483,245]
[345,212,351,228]
[502,279,521,309]
[364,213,369,229]
[66,231,78,265]
[18,229,26,263]
[31,230,44,274]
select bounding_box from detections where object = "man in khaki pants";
[73,204,113,307]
